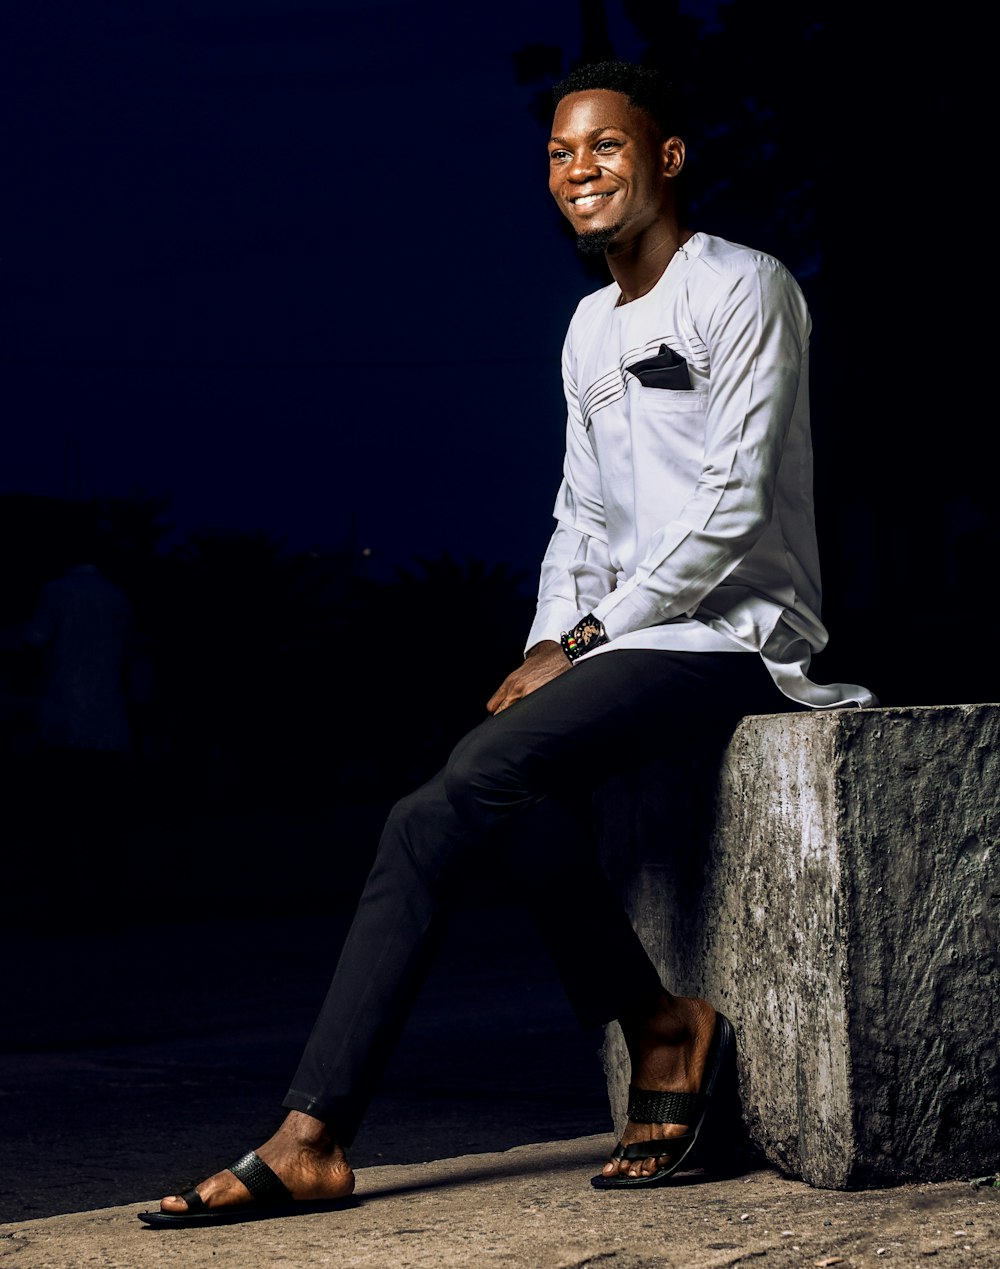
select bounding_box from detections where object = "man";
[140,60,874,1226]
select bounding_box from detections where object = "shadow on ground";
[0,903,613,1223]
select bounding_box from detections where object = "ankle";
[619,990,688,1043]
[278,1110,341,1154]
[619,989,674,1030]
[621,995,716,1079]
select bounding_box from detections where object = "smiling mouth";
[570,191,616,207]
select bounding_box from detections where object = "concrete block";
[595,704,1000,1189]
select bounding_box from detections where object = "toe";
[158,1170,252,1214]
[159,1192,193,1214]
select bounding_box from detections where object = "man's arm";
[488,259,810,711]
[487,328,616,713]
[486,638,568,713]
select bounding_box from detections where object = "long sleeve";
[524,332,618,652]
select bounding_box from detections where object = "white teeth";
[572,193,610,205]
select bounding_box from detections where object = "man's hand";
[486,640,570,714]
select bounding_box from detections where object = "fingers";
[486,670,521,714]
[485,682,509,713]
[487,675,523,714]
[487,646,571,713]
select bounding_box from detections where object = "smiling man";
[140,61,875,1227]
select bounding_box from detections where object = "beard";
[575,222,625,255]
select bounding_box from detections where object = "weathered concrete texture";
[4,1138,999,1268]
[595,704,1000,1189]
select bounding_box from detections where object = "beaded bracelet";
[560,613,609,663]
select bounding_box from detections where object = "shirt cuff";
[591,578,662,641]
[524,599,584,656]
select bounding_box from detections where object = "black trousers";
[283,649,793,1143]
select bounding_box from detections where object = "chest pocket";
[625,343,692,390]
[634,383,708,470]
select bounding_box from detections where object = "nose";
[567,149,600,183]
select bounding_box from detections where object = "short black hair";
[551,61,679,138]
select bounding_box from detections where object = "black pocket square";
[626,344,692,390]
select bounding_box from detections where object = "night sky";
[3,0,664,576]
[3,2,994,703]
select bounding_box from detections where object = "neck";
[606,221,690,306]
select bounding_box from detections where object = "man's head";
[548,61,684,255]
[553,62,679,139]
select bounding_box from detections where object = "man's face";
[548,89,678,253]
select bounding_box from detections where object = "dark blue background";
[4,0,654,572]
[0,5,993,1225]
[2,1,993,703]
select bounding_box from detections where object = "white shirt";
[525,232,876,709]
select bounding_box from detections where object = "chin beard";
[575,222,624,255]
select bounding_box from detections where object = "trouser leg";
[283,770,470,1142]
[281,775,659,1140]
[284,650,789,1141]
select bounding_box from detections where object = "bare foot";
[601,993,717,1180]
[159,1111,355,1214]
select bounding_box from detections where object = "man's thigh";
[447,649,788,798]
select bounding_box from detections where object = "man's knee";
[363,778,461,891]
[443,723,527,832]
[382,778,449,841]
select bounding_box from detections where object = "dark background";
[3,0,993,708]
[0,0,993,1220]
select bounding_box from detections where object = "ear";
[662,136,685,179]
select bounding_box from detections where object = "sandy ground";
[2,904,998,1267]
[2,1137,999,1268]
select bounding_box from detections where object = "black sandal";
[137,1151,356,1227]
[591,1012,735,1188]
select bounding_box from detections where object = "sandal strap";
[627,1086,702,1125]
[179,1187,206,1213]
[612,1132,696,1162]
[228,1151,293,1205]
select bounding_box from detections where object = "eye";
[595,139,620,153]
[549,148,571,162]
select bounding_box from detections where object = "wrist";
[524,639,561,660]
[560,614,609,663]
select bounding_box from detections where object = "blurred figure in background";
[12,505,135,925]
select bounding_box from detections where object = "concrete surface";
[2,901,999,1266]
[3,1137,999,1268]
[598,705,1000,1189]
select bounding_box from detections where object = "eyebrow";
[548,126,624,145]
